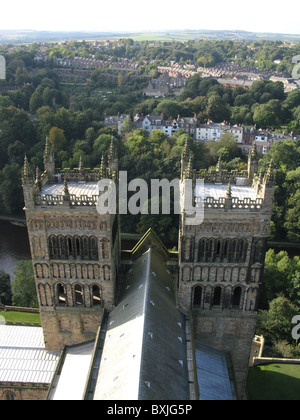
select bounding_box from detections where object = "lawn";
[247,364,300,400]
[0,310,41,326]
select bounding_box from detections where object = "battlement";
[35,179,100,208]
[55,167,104,183]
[196,169,249,184]
[35,193,99,207]
[196,196,263,211]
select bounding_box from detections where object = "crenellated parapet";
[196,168,249,184]
[35,192,99,207]
[196,196,264,211]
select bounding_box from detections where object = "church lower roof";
[0,325,60,384]
[92,247,189,400]
[195,343,235,400]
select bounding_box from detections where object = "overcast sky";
[1,0,299,35]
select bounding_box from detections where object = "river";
[0,219,31,281]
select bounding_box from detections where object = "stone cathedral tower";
[178,143,274,398]
[22,138,120,350]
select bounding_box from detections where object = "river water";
[0,220,31,281]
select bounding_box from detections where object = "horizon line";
[0,28,300,37]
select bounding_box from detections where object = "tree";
[0,95,13,107]
[252,99,284,129]
[154,100,180,120]
[256,296,298,345]
[29,91,44,114]
[284,167,300,241]
[11,260,38,308]
[289,271,300,309]
[285,89,300,109]
[261,249,300,306]
[48,126,67,152]
[0,270,12,305]
[0,163,24,215]
[7,141,26,166]
[207,96,230,123]
[54,107,74,140]
[118,73,123,87]
[120,117,135,136]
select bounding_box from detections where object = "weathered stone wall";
[24,207,118,350]
[192,308,257,399]
[178,158,274,399]
[0,383,48,400]
[40,308,104,350]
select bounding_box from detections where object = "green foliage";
[11,260,38,308]
[261,249,300,307]
[0,270,12,305]
[0,163,24,215]
[256,296,298,345]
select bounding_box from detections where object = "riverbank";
[268,240,300,249]
[0,214,26,227]
[267,240,300,257]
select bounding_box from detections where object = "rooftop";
[196,183,257,201]
[0,325,61,384]
[41,182,99,199]
[195,343,235,400]
[93,247,189,400]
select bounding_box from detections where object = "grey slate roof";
[93,247,189,400]
[195,342,235,400]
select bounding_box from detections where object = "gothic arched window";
[193,286,202,308]
[82,236,89,259]
[75,284,84,306]
[92,285,101,306]
[90,236,98,260]
[212,286,222,307]
[57,283,66,306]
[232,286,242,308]
[4,391,15,400]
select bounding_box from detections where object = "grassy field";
[0,310,41,325]
[247,364,300,400]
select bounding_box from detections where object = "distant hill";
[0,29,299,44]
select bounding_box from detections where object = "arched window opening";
[48,236,55,258]
[240,239,248,263]
[193,286,202,308]
[4,391,15,400]
[207,239,214,262]
[57,283,66,306]
[75,284,84,306]
[215,239,221,262]
[212,286,222,307]
[92,285,101,306]
[232,239,239,262]
[58,235,65,258]
[67,237,73,258]
[90,237,98,260]
[75,237,81,259]
[232,287,242,308]
[223,239,229,262]
[198,238,206,262]
[82,236,89,259]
